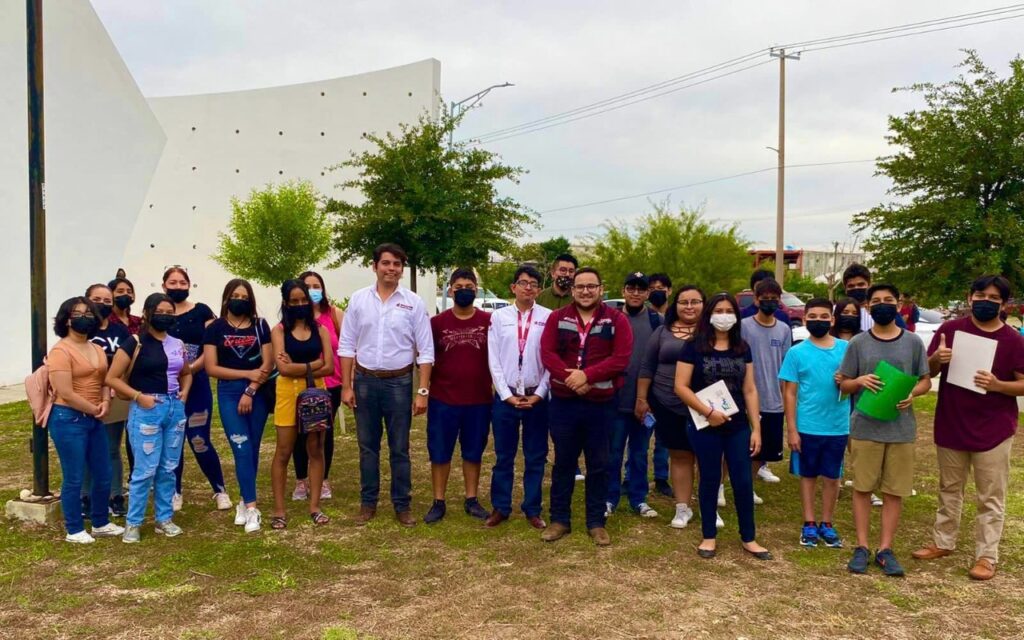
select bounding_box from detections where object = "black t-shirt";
[118,333,186,395]
[202,317,272,371]
[284,326,323,364]
[90,322,132,364]
[679,340,753,432]
[168,303,216,362]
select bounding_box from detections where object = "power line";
[800,12,1024,53]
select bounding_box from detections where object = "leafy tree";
[328,109,535,292]
[588,202,751,296]
[212,181,333,288]
[853,52,1024,306]
[475,235,573,294]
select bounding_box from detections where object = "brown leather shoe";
[588,526,611,547]
[527,515,547,530]
[483,511,508,528]
[354,505,376,526]
[396,510,416,527]
[911,544,953,560]
[968,558,996,581]
[541,522,570,542]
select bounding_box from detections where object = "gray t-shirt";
[638,325,689,415]
[838,329,928,443]
[740,316,792,414]
[618,307,660,413]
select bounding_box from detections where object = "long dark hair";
[664,284,705,327]
[53,297,101,338]
[140,292,175,336]
[298,270,331,314]
[831,297,861,337]
[220,278,258,319]
[280,279,312,332]
[694,292,746,355]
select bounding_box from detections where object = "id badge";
[515,378,525,397]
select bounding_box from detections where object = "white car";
[436,288,510,313]
[791,308,941,346]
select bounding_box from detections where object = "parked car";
[436,287,510,313]
[736,289,805,327]
[791,307,942,345]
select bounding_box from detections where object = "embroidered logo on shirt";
[396,303,414,311]
[440,326,487,351]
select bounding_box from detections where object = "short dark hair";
[53,297,101,338]
[970,275,1011,302]
[373,242,407,265]
[805,297,833,314]
[664,285,704,326]
[842,263,871,286]
[750,269,774,290]
[867,283,900,301]
[220,278,259,319]
[573,267,601,283]
[449,268,477,286]
[513,264,542,284]
[754,279,782,297]
[552,253,578,269]
[648,273,672,289]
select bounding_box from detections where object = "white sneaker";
[871,494,883,507]
[320,480,333,500]
[670,503,693,529]
[91,522,125,538]
[604,501,614,517]
[234,502,247,526]
[843,479,854,487]
[172,493,183,512]
[715,511,725,528]
[244,507,262,533]
[717,484,726,507]
[757,465,781,483]
[637,502,659,518]
[66,530,95,544]
[753,491,764,505]
[213,492,232,510]
[575,473,586,482]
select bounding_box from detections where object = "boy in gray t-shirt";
[837,284,931,577]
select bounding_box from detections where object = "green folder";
[855,360,918,421]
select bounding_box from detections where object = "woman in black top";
[269,279,334,529]
[162,267,229,511]
[674,292,770,560]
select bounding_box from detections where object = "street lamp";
[446,82,514,148]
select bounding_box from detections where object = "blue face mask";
[453,288,476,308]
[308,289,324,304]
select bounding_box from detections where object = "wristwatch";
[417,387,430,397]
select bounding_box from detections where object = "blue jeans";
[126,396,186,526]
[607,411,651,510]
[175,371,226,495]
[688,423,756,542]
[47,406,112,534]
[549,396,612,530]
[354,372,413,511]
[82,420,125,500]
[489,395,548,518]
[217,379,269,504]
[653,435,669,481]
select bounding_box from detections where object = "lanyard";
[576,315,595,368]
[517,308,534,369]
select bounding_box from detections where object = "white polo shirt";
[338,284,434,370]
[487,302,551,401]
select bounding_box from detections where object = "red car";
[736,289,805,327]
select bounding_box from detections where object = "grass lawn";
[0,392,1022,639]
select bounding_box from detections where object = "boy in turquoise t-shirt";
[779,298,850,548]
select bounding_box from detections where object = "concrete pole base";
[6,496,62,526]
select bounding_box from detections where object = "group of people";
[41,244,1023,581]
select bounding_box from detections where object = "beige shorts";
[849,438,915,497]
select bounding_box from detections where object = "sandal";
[270,516,287,530]
[310,511,330,525]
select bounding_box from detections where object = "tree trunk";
[409,262,417,293]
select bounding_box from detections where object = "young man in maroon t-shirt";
[423,269,493,524]
[912,275,1024,580]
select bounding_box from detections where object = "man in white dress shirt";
[484,265,552,529]
[340,243,434,527]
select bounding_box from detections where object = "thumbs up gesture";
[935,333,953,365]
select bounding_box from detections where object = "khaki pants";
[932,437,1014,563]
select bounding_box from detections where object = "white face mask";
[710,313,737,332]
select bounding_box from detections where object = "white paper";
[689,380,740,430]
[947,330,998,395]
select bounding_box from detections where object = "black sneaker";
[875,548,906,577]
[81,495,91,521]
[655,479,674,498]
[110,496,127,518]
[464,498,489,520]
[423,500,446,524]
[848,546,870,574]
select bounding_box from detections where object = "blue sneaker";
[848,546,870,574]
[818,522,843,548]
[800,523,819,547]
[874,548,905,577]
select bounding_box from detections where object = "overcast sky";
[91,0,1022,250]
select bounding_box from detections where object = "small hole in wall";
[408,92,412,97]
[320,91,325,97]
[192,206,196,211]
[235,129,240,134]
[320,132,325,136]
[192,244,197,250]
[278,170,284,175]
[278,131,284,136]
[191,126,196,131]
[362,91,367,96]
[150,243,155,248]
[235,169,240,173]
[191,166,197,171]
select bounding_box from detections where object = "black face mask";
[971,300,1001,322]
[554,276,573,292]
[806,320,831,338]
[227,299,252,317]
[847,288,868,303]
[166,288,189,304]
[150,313,176,332]
[70,315,98,336]
[97,304,113,319]
[837,315,860,333]
[648,290,668,307]
[869,303,899,326]
[113,294,133,310]
[285,304,313,324]
[758,300,780,315]
[453,288,476,308]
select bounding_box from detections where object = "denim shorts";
[426,399,491,464]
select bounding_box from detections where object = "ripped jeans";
[126,395,186,527]
[217,379,269,504]
[174,371,226,495]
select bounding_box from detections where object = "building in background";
[749,246,867,280]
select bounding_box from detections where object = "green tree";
[212,180,333,288]
[328,109,535,292]
[475,235,573,294]
[588,202,751,295]
[853,52,1024,306]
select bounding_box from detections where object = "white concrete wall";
[0,0,440,385]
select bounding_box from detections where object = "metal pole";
[769,48,799,287]
[27,0,50,497]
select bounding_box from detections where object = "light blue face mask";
[309,289,324,304]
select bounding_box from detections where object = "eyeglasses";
[70,313,96,319]
[572,284,602,292]
[676,300,703,307]
[624,287,648,294]
[514,281,540,289]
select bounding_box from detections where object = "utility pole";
[770,47,800,287]
[27,0,50,498]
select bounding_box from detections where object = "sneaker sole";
[122,536,139,544]
[800,538,818,547]
[670,520,690,529]
[91,531,124,538]
[155,528,183,538]
[823,540,844,548]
